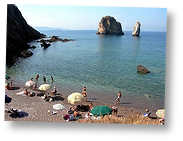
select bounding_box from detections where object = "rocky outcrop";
[132,21,141,36]
[20,50,33,57]
[6,4,44,64]
[96,16,124,35]
[137,65,150,74]
[40,40,51,48]
[37,36,75,44]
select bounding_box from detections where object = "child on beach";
[115,91,122,105]
[82,86,87,102]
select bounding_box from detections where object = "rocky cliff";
[132,21,141,36]
[6,4,44,64]
[96,16,124,35]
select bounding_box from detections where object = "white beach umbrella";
[67,92,84,105]
[25,81,35,87]
[38,84,51,91]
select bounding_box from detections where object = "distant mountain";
[34,27,70,31]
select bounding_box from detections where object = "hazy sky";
[16,4,167,31]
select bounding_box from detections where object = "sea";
[6,30,166,111]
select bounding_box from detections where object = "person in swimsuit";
[51,87,57,96]
[43,76,46,83]
[82,86,87,102]
[51,76,54,83]
[115,91,121,105]
[35,74,39,81]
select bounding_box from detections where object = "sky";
[16,4,167,31]
[15,4,167,31]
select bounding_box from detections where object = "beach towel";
[16,91,26,96]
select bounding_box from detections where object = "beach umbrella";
[38,84,51,91]
[53,103,65,110]
[90,106,112,116]
[67,92,84,105]
[156,109,165,119]
[25,81,35,87]
[6,74,10,80]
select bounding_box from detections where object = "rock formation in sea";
[96,16,124,35]
[137,65,150,74]
[6,4,45,64]
[132,21,141,36]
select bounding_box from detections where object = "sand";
[4,81,162,124]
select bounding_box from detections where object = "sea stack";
[132,21,141,36]
[96,16,124,35]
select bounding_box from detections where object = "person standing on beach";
[35,74,39,81]
[82,86,87,102]
[115,91,122,105]
[43,76,46,84]
[51,76,54,83]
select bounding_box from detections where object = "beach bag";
[63,114,70,120]
[5,95,12,103]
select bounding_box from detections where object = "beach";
[4,81,161,124]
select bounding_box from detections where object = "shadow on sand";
[119,102,132,105]
[9,111,29,118]
[52,96,64,101]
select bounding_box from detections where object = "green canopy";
[6,74,10,80]
[90,106,112,116]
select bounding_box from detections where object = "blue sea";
[6,30,166,110]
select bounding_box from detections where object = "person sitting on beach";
[9,82,14,90]
[74,109,82,118]
[6,83,10,90]
[159,118,165,125]
[6,82,14,90]
[51,87,57,96]
[82,86,87,102]
[85,112,92,120]
[115,91,122,105]
[89,103,94,110]
[32,84,37,90]
[30,78,34,82]
[143,109,151,117]
[24,89,29,96]
[112,106,118,116]
[67,107,74,114]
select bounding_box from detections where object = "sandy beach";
[4,80,162,125]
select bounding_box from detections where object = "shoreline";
[4,80,162,124]
[6,78,164,112]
